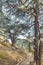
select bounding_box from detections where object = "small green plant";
[0,51,8,59]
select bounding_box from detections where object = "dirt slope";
[0,44,27,65]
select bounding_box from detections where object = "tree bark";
[34,20,40,65]
[11,35,16,46]
[34,0,41,65]
[8,29,16,47]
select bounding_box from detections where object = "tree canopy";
[0,0,43,42]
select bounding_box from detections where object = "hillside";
[0,44,27,65]
[0,43,36,65]
[0,43,35,65]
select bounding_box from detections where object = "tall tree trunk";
[34,0,41,65]
[8,29,16,47]
[34,20,40,65]
[11,35,16,46]
[39,40,42,65]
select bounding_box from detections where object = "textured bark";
[33,0,41,65]
[39,41,42,65]
[8,29,16,47]
[34,21,40,65]
[11,35,16,47]
[39,39,43,65]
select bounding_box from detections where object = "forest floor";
[0,42,43,65]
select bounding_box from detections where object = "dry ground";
[0,43,43,65]
[0,43,27,65]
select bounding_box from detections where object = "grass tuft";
[0,50,8,59]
